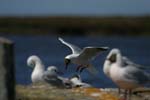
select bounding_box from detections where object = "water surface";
[1,34,150,88]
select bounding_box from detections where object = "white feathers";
[58,37,109,74]
[27,56,71,88]
[104,48,150,89]
[69,74,92,88]
[27,55,45,83]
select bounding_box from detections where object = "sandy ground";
[16,83,150,100]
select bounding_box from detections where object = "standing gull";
[27,55,45,83]
[103,48,150,99]
[58,37,109,74]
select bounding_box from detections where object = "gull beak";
[64,59,70,70]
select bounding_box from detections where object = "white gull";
[58,37,109,74]
[27,55,45,83]
[103,48,150,99]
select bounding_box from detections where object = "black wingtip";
[98,47,109,51]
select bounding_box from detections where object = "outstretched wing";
[58,37,81,54]
[79,47,109,60]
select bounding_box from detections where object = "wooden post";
[0,37,15,100]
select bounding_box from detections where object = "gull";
[27,55,71,88]
[58,37,109,74]
[42,66,72,88]
[103,53,150,94]
[69,74,92,88]
[103,48,150,100]
[27,55,45,83]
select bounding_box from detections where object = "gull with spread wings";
[58,37,109,74]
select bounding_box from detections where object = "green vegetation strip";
[0,16,150,36]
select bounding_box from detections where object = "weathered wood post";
[0,37,15,100]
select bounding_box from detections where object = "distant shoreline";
[0,16,150,36]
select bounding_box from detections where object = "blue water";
[1,34,150,88]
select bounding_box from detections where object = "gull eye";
[54,69,57,73]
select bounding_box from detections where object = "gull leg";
[118,88,121,94]
[123,89,128,100]
[76,65,83,72]
[128,89,132,100]
[79,66,88,73]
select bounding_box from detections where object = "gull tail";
[87,64,99,76]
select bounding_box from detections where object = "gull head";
[47,66,58,72]
[107,53,116,63]
[27,55,41,68]
[69,74,82,87]
[103,48,122,77]
[47,66,58,75]
[69,74,81,81]
[47,66,63,75]
[64,58,71,70]
[69,74,91,88]
[106,48,121,63]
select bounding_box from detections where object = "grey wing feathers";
[79,47,109,60]
[123,57,150,70]
[58,37,81,54]
[42,71,57,81]
[42,72,65,87]
[125,67,150,85]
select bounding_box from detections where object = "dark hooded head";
[107,53,117,63]
[106,48,122,65]
[64,58,71,70]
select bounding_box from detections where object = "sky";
[0,0,150,16]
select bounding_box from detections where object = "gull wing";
[124,67,150,85]
[87,64,99,75]
[58,37,81,54]
[42,71,57,80]
[123,56,150,70]
[42,71,64,86]
[78,47,109,60]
